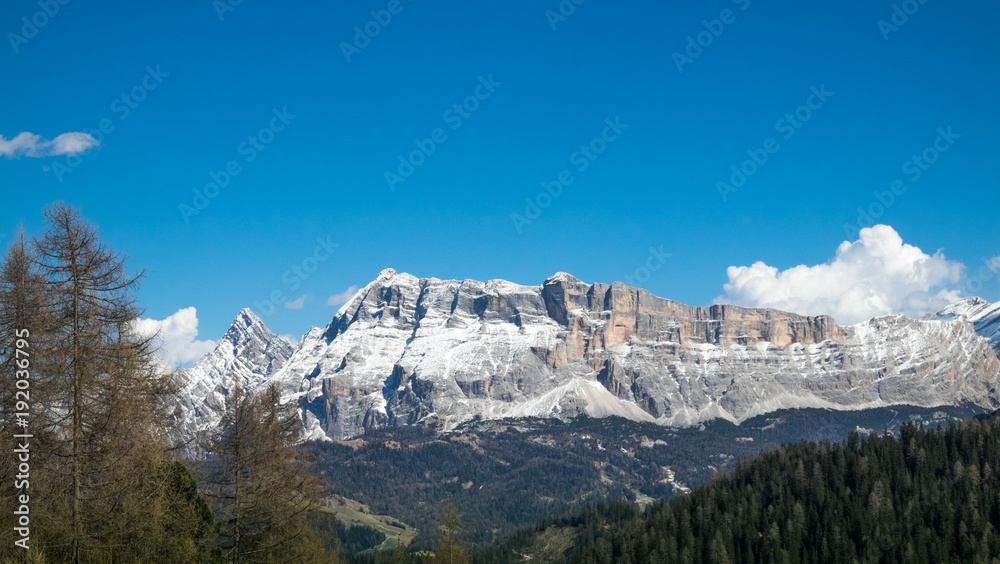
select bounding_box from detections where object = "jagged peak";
[230,308,268,333]
[545,271,585,285]
[327,268,415,324]
[365,268,422,291]
[235,307,263,325]
[219,308,282,350]
[932,297,994,321]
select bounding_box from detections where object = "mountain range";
[172,269,1000,447]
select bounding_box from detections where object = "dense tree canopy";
[476,413,1000,564]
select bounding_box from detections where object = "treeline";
[477,413,1000,563]
[0,204,335,563]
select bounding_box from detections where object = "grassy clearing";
[323,494,418,550]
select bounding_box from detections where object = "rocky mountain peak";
[931,296,994,320]
[234,306,263,326]
[544,271,585,285]
[170,309,294,455]
[223,307,269,341]
[928,297,1000,351]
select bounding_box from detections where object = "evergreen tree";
[0,230,54,561]
[0,205,217,562]
[203,382,334,563]
[432,505,470,564]
[31,203,175,561]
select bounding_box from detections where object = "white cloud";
[716,225,964,324]
[50,132,99,155]
[0,131,99,158]
[132,307,217,370]
[327,285,359,306]
[0,133,43,156]
[284,294,308,309]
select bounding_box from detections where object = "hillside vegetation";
[475,412,1000,563]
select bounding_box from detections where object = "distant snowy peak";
[932,297,992,320]
[929,297,1000,348]
[171,309,294,455]
[545,271,585,285]
[220,308,295,375]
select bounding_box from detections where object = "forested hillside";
[317,405,982,550]
[474,412,1000,563]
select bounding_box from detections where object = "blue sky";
[3,0,999,361]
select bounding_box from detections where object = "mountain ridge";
[174,270,1000,445]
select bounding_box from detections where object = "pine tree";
[709,529,731,564]
[203,382,333,563]
[432,505,470,564]
[390,544,410,564]
[0,205,218,562]
[0,230,55,561]
[31,203,175,561]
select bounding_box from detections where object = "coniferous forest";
[471,414,1000,564]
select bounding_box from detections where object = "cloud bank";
[716,225,964,325]
[0,131,99,158]
[132,307,217,370]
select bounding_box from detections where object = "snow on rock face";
[267,271,1000,441]
[167,276,1000,447]
[927,297,1000,351]
[171,308,294,455]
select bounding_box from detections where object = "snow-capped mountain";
[174,270,1000,444]
[170,308,294,454]
[926,297,1000,352]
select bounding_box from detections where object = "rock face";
[265,269,1000,441]
[927,297,1000,354]
[171,308,294,454]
